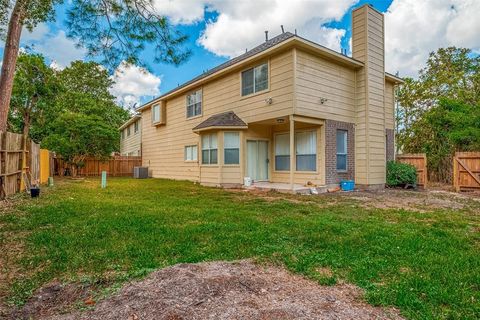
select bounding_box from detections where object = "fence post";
[453,153,459,192]
[423,154,428,189]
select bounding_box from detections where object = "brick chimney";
[351,4,386,188]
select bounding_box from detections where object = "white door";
[247,140,269,181]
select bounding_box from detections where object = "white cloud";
[153,0,206,24]
[110,61,162,108]
[385,0,480,77]
[33,30,87,69]
[152,0,357,57]
[21,23,49,42]
[199,0,357,57]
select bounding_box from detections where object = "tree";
[42,112,119,176]
[8,53,59,139]
[38,60,129,175]
[0,0,190,132]
[56,60,129,128]
[395,47,480,182]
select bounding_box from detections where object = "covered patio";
[244,114,326,191]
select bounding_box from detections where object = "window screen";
[336,130,348,171]
[296,131,316,171]
[275,133,290,171]
[224,132,240,165]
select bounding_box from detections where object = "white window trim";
[295,130,317,172]
[336,129,348,172]
[134,121,139,134]
[201,133,218,165]
[223,132,240,165]
[186,89,203,119]
[274,133,290,171]
[151,104,161,125]
[240,62,270,97]
[184,145,198,162]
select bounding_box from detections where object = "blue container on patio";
[340,180,355,191]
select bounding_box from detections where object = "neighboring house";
[119,115,142,156]
[136,4,403,189]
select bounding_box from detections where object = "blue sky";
[5,0,480,107]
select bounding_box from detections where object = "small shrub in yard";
[386,160,417,187]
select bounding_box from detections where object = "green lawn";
[1,178,479,319]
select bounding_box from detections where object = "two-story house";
[119,115,142,156]
[136,4,403,190]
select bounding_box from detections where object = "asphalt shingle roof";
[193,111,247,131]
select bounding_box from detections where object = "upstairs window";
[121,130,125,140]
[187,90,202,118]
[224,132,240,165]
[152,104,160,124]
[127,126,131,136]
[241,63,268,96]
[134,120,139,133]
[202,133,217,165]
[336,130,348,171]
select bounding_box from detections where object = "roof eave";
[192,125,248,133]
[119,115,141,130]
[385,72,404,84]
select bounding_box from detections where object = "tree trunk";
[0,1,26,132]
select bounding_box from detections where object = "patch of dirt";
[348,188,480,212]
[31,260,403,320]
[8,281,95,320]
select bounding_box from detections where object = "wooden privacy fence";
[396,153,428,188]
[0,131,46,198]
[453,152,480,192]
[55,156,142,177]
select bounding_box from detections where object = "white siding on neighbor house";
[120,120,142,156]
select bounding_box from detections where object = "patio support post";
[289,115,295,190]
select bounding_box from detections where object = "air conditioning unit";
[134,167,149,179]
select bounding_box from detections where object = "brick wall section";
[325,120,355,185]
[386,129,395,162]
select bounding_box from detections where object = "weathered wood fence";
[396,153,428,188]
[0,131,44,198]
[54,156,142,177]
[453,152,480,192]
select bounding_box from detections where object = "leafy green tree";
[42,60,129,167]
[56,60,129,128]
[8,53,59,140]
[395,47,480,182]
[0,0,190,132]
[42,112,119,176]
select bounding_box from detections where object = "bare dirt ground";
[333,188,480,213]
[15,260,402,320]
[232,185,480,213]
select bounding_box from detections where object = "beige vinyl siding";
[141,50,295,182]
[295,49,356,123]
[385,81,395,130]
[120,121,141,156]
[352,5,386,185]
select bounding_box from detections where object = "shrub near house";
[386,161,417,187]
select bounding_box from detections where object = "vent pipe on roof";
[294,29,297,35]
[265,30,268,42]
[281,25,284,33]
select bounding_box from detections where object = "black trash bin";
[30,187,40,198]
